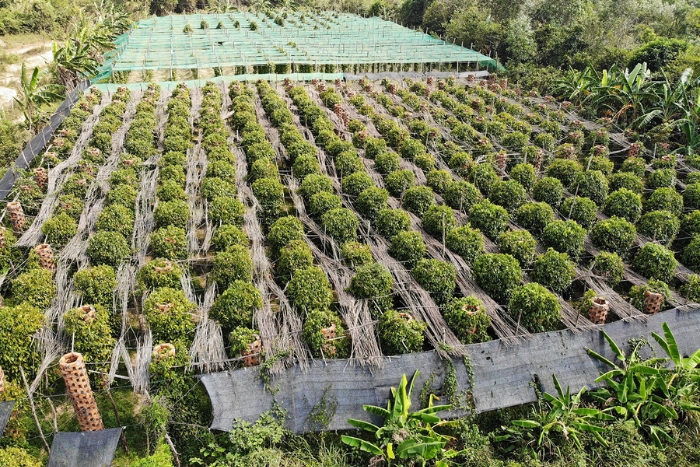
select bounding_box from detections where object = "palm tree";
[14,63,65,133]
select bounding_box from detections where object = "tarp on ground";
[201,307,700,433]
[0,401,15,437]
[47,428,122,467]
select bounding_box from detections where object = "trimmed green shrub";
[137,259,183,291]
[341,171,374,197]
[375,151,401,175]
[298,174,333,201]
[683,183,700,210]
[422,205,457,239]
[302,309,350,358]
[277,240,313,284]
[468,201,510,239]
[309,192,343,217]
[469,163,500,196]
[490,180,527,213]
[157,179,188,202]
[531,248,576,294]
[629,279,671,312]
[87,231,131,266]
[12,269,56,309]
[546,159,582,187]
[349,262,394,317]
[0,303,44,379]
[375,209,411,238]
[498,230,537,267]
[603,188,643,223]
[74,265,117,307]
[385,169,415,197]
[248,159,278,183]
[402,186,435,217]
[514,202,554,236]
[541,219,586,260]
[570,170,608,205]
[201,177,236,200]
[637,210,679,244]
[473,253,522,304]
[448,151,473,177]
[532,177,564,208]
[443,297,491,344]
[586,156,614,176]
[620,156,647,177]
[444,181,482,213]
[389,231,427,267]
[560,196,598,228]
[590,216,637,257]
[210,280,262,332]
[633,243,677,282]
[591,252,625,287]
[510,163,537,192]
[357,187,389,221]
[56,194,84,220]
[321,208,359,244]
[209,196,245,226]
[341,241,373,269]
[365,138,388,158]
[252,177,285,224]
[143,287,196,343]
[268,216,305,255]
[446,226,484,265]
[647,168,676,189]
[680,274,700,302]
[107,184,139,208]
[153,200,189,229]
[415,153,436,172]
[335,150,364,177]
[287,266,333,311]
[212,225,248,251]
[292,154,321,180]
[378,310,426,355]
[412,259,456,304]
[150,226,188,260]
[426,170,452,195]
[682,211,700,240]
[41,212,77,248]
[645,187,683,217]
[211,245,253,289]
[63,304,115,368]
[96,204,135,238]
[608,172,644,194]
[508,283,561,333]
[0,447,42,467]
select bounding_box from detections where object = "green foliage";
[608,172,644,194]
[443,180,482,213]
[0,303,43,379]
[341,241,373,270]
[375,151,401,175]
[468,200,510,239]
[683,235,700,272]
[570,170,608,205]
[421,204,456,240]
[287,266,333,312]
[603,188,643,223]
[302,309,350,359]
[531,248,576,294]
[646,187,683,217]
[41,212,77,248]
[514,202,554,236]
[277,240,313,284]
[443,296,491,344]
[390,231,427,267]
[375,208,411,239]
[96,203,135,238]
[292,154,321,180]
[592,252,625,287]
[150,226,188,260]
[209,196,245,226]
[63,304,115,369]
[212,225,249,252]
[508,283,562,333]
[469,162,500,196]
[378,311,426,355]
[498,229,537,267]
[546,159,582,187]
[473,253,522,304]
[425,169,452,195]
[402,185,435,217]
[341,171,374,197]
[490,179,527,213]
[252,177,285,225]
[510,163,537,192]
[12,268,56,309]
[412,258,456,304]
[541,219,586,260]
[637,210,679,245]
[309,192,342,218]
[680,274,700,302]
[211,245,253,289]
[143,287,196,343]
[357,187,389,221]
[559,196,597,229]
[629,279,672,311]
[349,262,393,317]
[683,183,700,210]
[647,168,677,190]
[87,231,131,266]
[298,174,333,202]
[0,447,42,467]
[590,216,637,257]
[73,265,117,307]
[633,243,677,282]
[446,225,484,265]
[268,216,305,256]
[55,194,84,220]
[210,281,262,332]
[137,259,183,291]
[321,208,359,244]
[532,176,564,208]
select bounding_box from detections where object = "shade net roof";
[96,11,499,80]
[47,428,122,467]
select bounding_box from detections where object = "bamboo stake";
[19,366,50,454]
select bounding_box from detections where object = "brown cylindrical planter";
[59,352,104,432]
[320,322,338,356]
[6,201,26,233]
[643,290,664,315]
[35,244,56,272]
[495,152,507,174]
[33,168,48,191]
[241,336,262,367]
[588,297,609,325]
[152,343,176,360]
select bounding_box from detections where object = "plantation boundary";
[202,306,700,433]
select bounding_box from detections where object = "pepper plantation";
[1,13,700,467]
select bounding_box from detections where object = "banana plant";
[13,63,65,132]
[341,371,460,466]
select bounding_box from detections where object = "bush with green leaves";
[292,154,321,180]
[546,159,582,187]
[375,209,411,238]
[335,150,365,177]
[570,170,608,205]
[497,230,537,267]
[0,303,44,379]
[0,446,42,467]
[341,171,374,197]
[73,265,117,307]
[349,262,394,317]
[636,210,679,245]
[632,243,677,282]
[469,162,500,196]
[645,187,683,217]
[530,177,563,208]
[211,245,253,289]
[248,159,278,183]
[603,188,643,223]
[446,226,484,265]
[560,196,598,229]
[514,202,554,236]
[210,280,262,332]
[211,225,248,252]
[647,168,676,189]
[384,169,415,196]
[629,279,671,312]
[443,297,491,344]
[302,309,350,359]
[41,212,77,248]
[541,219,586,260]
[365,138,387,158]
[680,274,700,302]
[150,226,188,260]
[276,240,313,284]
[443,180,482,213]
[508,283,561,333]
[357,187,389,221]
[682,182,700,210]
[490,180,527,213]
[157,179,188,202]
[209,196,245,226]
[375,151,401,175]
[591,252,625,287]
[268,216,305,256]
[63,304,115,369]
[87,231,131,266]
[12,268,56,309]
[321,208,359,244]
[412,259,456,304]
[143,287,196,343]
[378,310,426,355]
[509,163,536,192]
[402,186,435,217]
[153,200,189,229]
[389,231,427,267]
[201,177,236,201]
[422,205,457,240]
[308,192,342,218]
[620,156,647,177]
[473,253,522,304]
[341,241,373,270]
[287,265,333,311]
[586,155,614,176]
[95,204,135,238]
[55,194,84,220]
[448,151,473,177]
[252,177,285,224]
[426,170,453,195]
[137,259,183,291]
[590,216,637,257]
[608,172,644,194]
[468,201,510,239]
[298,174,333,202]
[531,248,576,294]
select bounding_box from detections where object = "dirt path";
[0,36,53,110]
